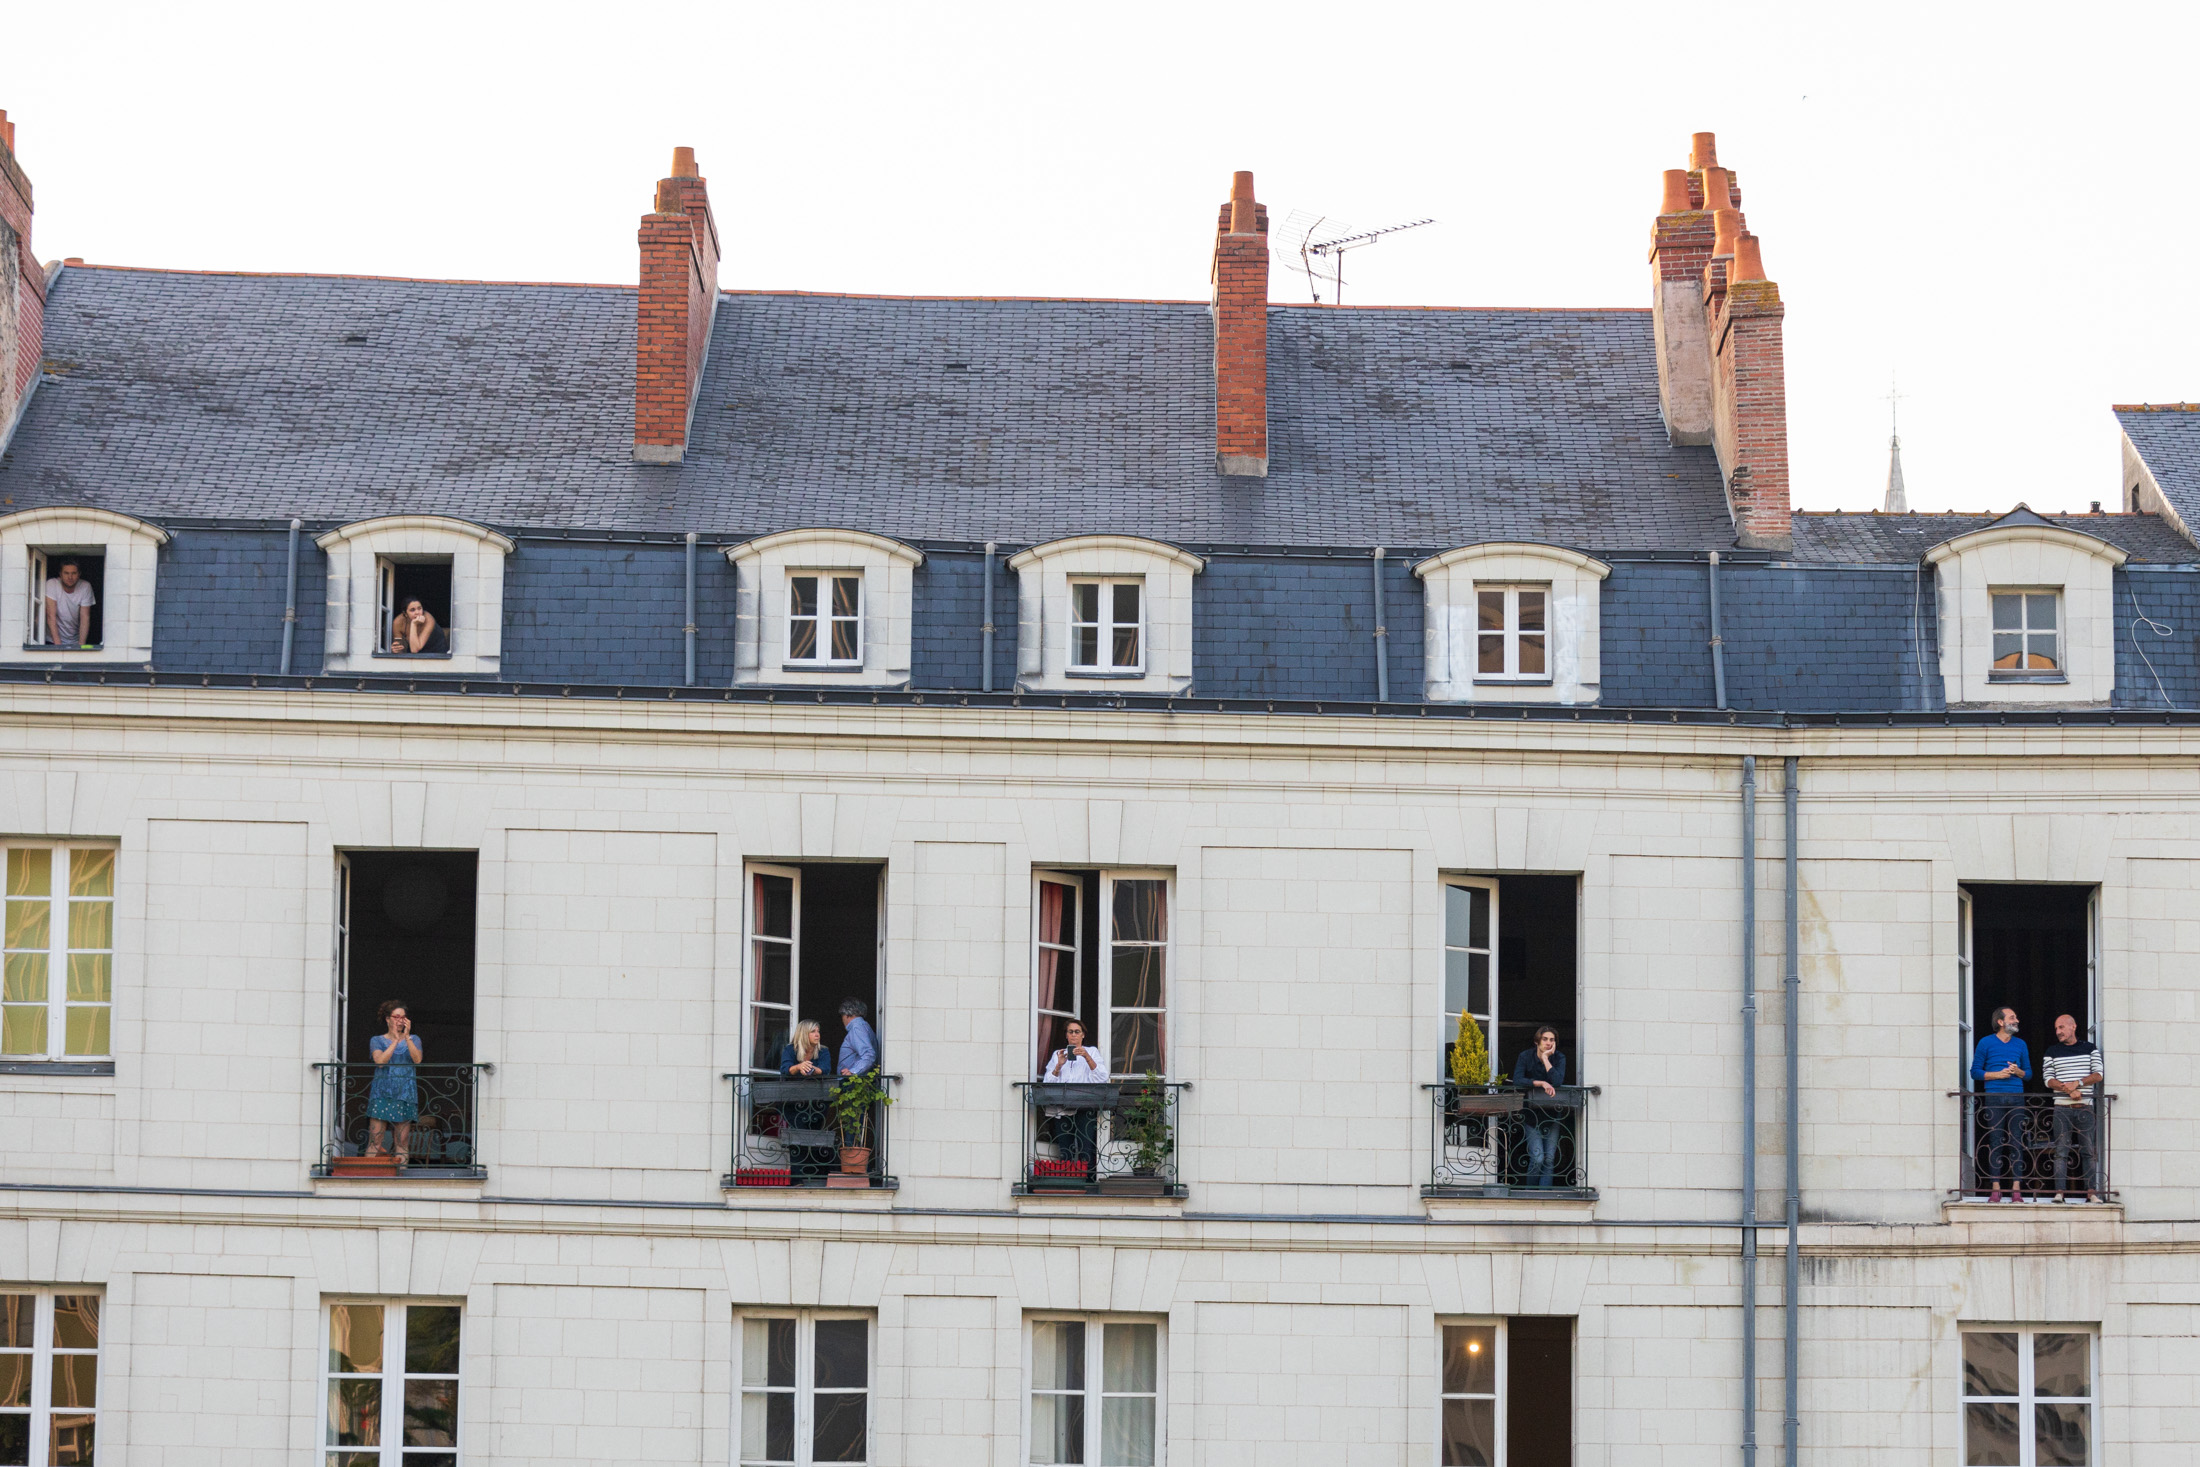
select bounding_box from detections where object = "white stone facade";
[3,684,2198,1463]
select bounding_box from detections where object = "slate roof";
[0,266,1741,550]
[2117,405,2200,535]
[1792,511,2198,565]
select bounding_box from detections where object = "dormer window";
[787,572,862,666]
[1989,589,2060,681]
[0,508,169,666]
[1415,544,1609,704]
[317,516,512,676]
[1068,579,1142,674]
[1475,585,1548,681]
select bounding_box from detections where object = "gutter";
[1709,551,1728,709]
[1783,756,1802,1463]
[278,518,301,674]
[683,532,698,686]
[982,541,997,693]
[1741,754,1758,1467]
[1371,547,1390,702]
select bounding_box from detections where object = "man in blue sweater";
[1970,1007,2032,1202]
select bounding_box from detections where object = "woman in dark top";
[775,1020,834,1182]
[1512,1026,1569,1188]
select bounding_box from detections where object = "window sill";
[19,644,104,653]
[1064,669,1148,680]
[0,1059,115,1076]
[372,650,455,660]
[779,661,865,672]
[1987,673,2067,684]
[1473,677,1553,687]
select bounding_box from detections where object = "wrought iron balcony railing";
[725,1073,898,1190]
[1015,1079,1187,1198]
[314,1061,489,1179]
[1424,1082,1597,1198]
[1952,1091,2115,1202]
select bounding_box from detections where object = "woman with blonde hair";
[777,1019,834,1182]
[779,1019,829,1077]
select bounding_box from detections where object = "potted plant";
[829,1068,894,1183]
[1447,1012,1521,1127]
[1107,1072,1173,1194]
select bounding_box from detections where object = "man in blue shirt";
[837,998,880,1077]
[1970,1007,2032,1202]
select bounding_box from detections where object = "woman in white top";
[1040,1020,1106,1173]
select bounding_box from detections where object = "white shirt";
[1043,1047,1106,1083]
[44,578,96,647]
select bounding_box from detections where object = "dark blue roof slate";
[0,267,1740,550]
[1791,511,2197,565]
[2118,406,2200,535]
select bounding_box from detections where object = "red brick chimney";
[1212,170,1269,477]
[634,146,721,465]
[1647,132,1790,549]
[0,108,46,437]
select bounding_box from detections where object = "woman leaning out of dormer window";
[389,597,448,655]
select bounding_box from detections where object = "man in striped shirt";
[2042,1014,2105,1203]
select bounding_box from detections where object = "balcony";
[1953,1092,2115,1202]
[1014,1079,1187,1198]
[1423,1082,1597,1199]
[725,1073,898,1190]
[314,1061,488,1179]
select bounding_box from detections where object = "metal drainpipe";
[982,542,997,693]
[1783,756,1802,1462]
[1709,551,1728,709]
[1741,754,1758,1467]
[1371,548,1389,702]
[683,533,698,686]
[279,518,301,675]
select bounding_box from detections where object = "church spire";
[1882,375,1909,513]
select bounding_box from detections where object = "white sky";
[5,2,2195,515]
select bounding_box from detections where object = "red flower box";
[1033,1159,1090,1180]
[736,1167,792,1188]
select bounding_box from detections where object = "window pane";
[47,1417,92,1466]
[5,851,49,898]
[62,1007,109,1059]
[1446,953,1487,1019]
[1111,949,1164,1012]
[0,1007,47,1056]
[402,1455,455,1467]
[49,1355,95,1409]
[1110,1013,1162,1077]
[404,1306,461,1375]
[5,899,49,954]
[0,1354,28,1407]
[1991,634,2024,670]
[1963,1400,2019,1465]
[67,851,113,900]
[755,876,794,941]
[66,903,110,953]
[741,1389,795,1463]
[1518,634,1546,676]
[1074,626,1099,667]
[1036,947,1074,1017]
[0,1297,27,1349]
[814,1319,867,1390]
[789,620,818,660]
[1112,882,1166,945]
[811,1390,867,1462]
[2,955,40,1003]
[329,1378,382,1446]
[50,1299,95,1351]
[1031,1390,1085,1464]
[2027,593,2057,630]
[750,1007,789,1072]
[754,943,792,1007]
[790,578,817,617]
[1443,885,1477,950]
[1990,594,2021,630]
[1962,1332,2020,1398]
[1102,1323,1156,1393]
[65,955,109,1004]
[1073,584,1099,623]
[330,1305,384,1375]
[1032,1321,1084,1392]
[2027,634,2058,670]
[404,1377,458,1445]
[1440,1397,1496,1467]
[2033,1333,2088,1398]
[1517,592,1545,631]
[1111,622,1139,670]
[329,1454,381,1467]
[1111,582,1139,622]
[1477,632,1505,675]
[746,1318,797,1389]
[830,619,859,662]
[1441,1324,1496,1396]
[832,577,861,618]
[1477,592,1505,632]
[2033,1402,2089,1466]
[1100,1396,1155,1466]
[1039,881,1075,948]
[0,1416,27,1466]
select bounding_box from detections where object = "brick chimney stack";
[1648,132,1791,550]
[1212,170,1269,477]
[634,146,722,465]
[0,107,45,437]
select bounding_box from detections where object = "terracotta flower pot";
[838,1146,872,1175]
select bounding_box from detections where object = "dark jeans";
[1980,1094,2025,1190]
[2052,1104,2100,1195]
[1520,1116,1563,1188]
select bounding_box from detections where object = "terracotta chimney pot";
[1690,132,1718,169]
[1700,167,1733,215]
[1731,234,1766,283]
[1710,208,1743,257]
[671,146,698,179]
[1660,169,1693,214]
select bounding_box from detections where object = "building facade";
[1,118,2198,1465]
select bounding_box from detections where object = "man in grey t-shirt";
[43,560,97,648]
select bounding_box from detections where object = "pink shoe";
[1988,1190,2003,1204]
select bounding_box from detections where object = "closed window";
[1989,590,2061,680]
[1069,581,1142,673]
[740,1313,870,1466]
[1475,586,1547,680]
[3,844,115,1060]
[0,1292,100,1467]
[788,574,862,665]
[1962,1328,2092,1466]
[1028,1317,1162,1465]
[325,1300,463,1467]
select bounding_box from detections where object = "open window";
[1441,875,1579,1081]
[24,549,104,650]
[0,507,167,665]
[1959,884,2095,1078]
[1438,1317,1574,1467]
[1030,870,1169,1079]
[376,556,455,657]
[317,516,512,676]
[744,863,885,1076]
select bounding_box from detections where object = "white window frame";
[1959,1326,2096,1466]
[1100,871,1169,1080]
[321,1297,465,1467]
[1435,1318,1507,1467]
[1441,877,1497,1080]
[737,1310,874,1467]
[1023,1315,1166,1467]
[1066,578,1144,675]
[1472,584,1550,682]
[1987,586,2063,682]
[23,547,105,651]
[0,1290,101,1467]
[746,864,802,1077]
[317,516,513,677]
[726,530,923,689]
[1926,517,2123,706]
[375,554,458,657]
[784,571,864,668]
[1415,543,1610,705]
[1008,536,1204,695]
[1031,872,1083,1076]
[2,842,116,1062]
[0,507,169,667]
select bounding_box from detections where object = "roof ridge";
[55,262,628,291]
[2113,403,2200,413]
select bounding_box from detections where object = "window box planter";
[1448,1089,1524,1117]
[734,1166,792,1188]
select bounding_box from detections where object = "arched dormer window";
[1415,542,1612,704]
[0,507,170,665]
[1924,510,2126,707]
[316,516,515,676]
[1009,535,1205,695]
[724,529,925,687]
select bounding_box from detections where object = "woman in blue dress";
[367,1000,422,1161]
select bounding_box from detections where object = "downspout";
[278,518,301,675]
[1371,547,1389,702]
[1783,756,1802,1463]
[683,533,698,686]
[1708,551,1728,709]
[1740,754,1757,1467]
[982,542,997,693]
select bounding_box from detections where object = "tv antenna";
[1277,209,1436,304]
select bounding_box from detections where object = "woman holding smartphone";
[367,999,423,1162]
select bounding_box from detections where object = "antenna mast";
[1277,210,1436,304]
